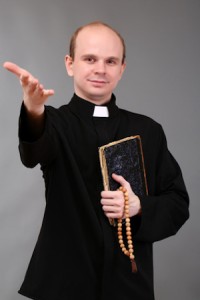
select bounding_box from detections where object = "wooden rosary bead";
[117,186,137,273]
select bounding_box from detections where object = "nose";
[94,60,106,74]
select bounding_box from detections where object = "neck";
[74,92,112,106]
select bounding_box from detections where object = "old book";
[99,135,148,225]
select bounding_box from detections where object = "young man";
[3,21,189,300]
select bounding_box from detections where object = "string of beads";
[117,186,137,273]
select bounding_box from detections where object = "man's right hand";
[3,62,54,116]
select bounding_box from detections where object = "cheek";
[75,67,91,79]
[110,71,123,83]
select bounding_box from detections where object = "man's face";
[65,26,126,104]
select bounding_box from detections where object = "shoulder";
[42,104,73,134]
[119,108,163,132]
[45,104,69,114]
[44,104,71,122]
[118,108,167,151]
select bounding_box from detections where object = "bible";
[99,135,148,225]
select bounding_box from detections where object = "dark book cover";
[99,135,148,224]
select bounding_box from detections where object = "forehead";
[75,26,123,58]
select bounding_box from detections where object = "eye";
[84,56,95,63]
[107,59,117,65]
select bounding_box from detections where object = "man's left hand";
[101,173,141,219]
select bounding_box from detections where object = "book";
[99,135,148,225]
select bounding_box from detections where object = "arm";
[4,61,56,167]
[133,127,189,242]
[3,61,54,139]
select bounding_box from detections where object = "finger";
[29,79,40,93]
[37,85,52,97]
[37,84,44,96]
[20,74,31,85]
[101,199,115,205]
[3,61,30,78]
[101,190,122,199]
[101,203,124,215]
[43,89,55,96]
[101,191,112,198]
[20,77,38,93]
[104,211,123,219]
[102,203,122,213]
[101,191,124,206]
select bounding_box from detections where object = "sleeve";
[18,104,57,168]
[133,124,189,243]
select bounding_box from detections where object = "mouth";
[88,78,108,83]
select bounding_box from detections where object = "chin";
[89,89,111,98]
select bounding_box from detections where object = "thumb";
[112,173,129,189]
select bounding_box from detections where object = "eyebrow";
[106,56,121,62]
[81,54,96,59]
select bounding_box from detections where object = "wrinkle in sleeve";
[133,125,189,243]
[18,105,57,168]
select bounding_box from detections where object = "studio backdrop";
[0,1,199,299]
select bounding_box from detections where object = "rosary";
[117,186,138,273]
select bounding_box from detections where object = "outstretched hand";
[101,173,141,219]
[3,61,54,115]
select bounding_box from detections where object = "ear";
[65,55,74,77]
[119,62,126,79]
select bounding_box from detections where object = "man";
[3,21,189,300]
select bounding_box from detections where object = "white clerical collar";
[93,106,109,117]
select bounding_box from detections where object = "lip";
[87,79,108,85]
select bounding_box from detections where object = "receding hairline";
[69,21,126,63]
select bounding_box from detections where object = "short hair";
[69,21,126,64]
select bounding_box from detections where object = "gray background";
[0,0,199,299]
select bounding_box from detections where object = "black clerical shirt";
[18,93,189,300]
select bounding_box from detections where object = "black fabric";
[18,93,189,300]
